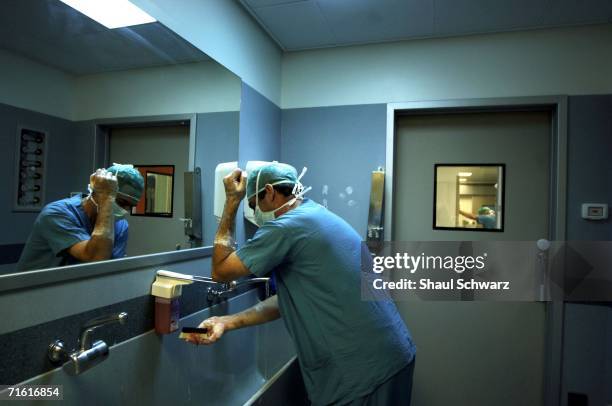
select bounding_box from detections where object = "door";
[393,111,551,406]
[110,125,189,256]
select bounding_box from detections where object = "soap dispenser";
[151,271,193,334]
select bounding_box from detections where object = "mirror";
[1,0,240,274]
[132,165,175,217]
[434,164,505,231]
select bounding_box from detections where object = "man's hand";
[223,168,247,203]
[69,169,117,262]
[183,316,228,345]
[90,169,118,200]
[181,296,280,346]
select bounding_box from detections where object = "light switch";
[581,203,608,220]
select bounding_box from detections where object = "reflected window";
[132,165,174,217]
[434,164,505,231]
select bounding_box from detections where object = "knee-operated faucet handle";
[79,312,128,351]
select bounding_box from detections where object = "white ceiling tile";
[433,0,550,36]
[0,0,209,75]
[317,0,434,44]
[240,0,612,51]
[252,1,336,49]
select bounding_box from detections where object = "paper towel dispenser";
[213,161,275,226]
[214,162,238,221]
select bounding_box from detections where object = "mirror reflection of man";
[16,164,144,272]
[183,163,417,406]
[459,206,497,229]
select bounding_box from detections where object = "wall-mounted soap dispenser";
[151,271,193,334]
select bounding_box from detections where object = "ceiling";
[457,166,499,184]
[239,0,612,51]
[0,0,210,76]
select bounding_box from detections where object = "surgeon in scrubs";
[184,162,416,406]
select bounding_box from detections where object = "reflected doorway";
[109,125,189,256]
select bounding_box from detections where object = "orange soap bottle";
[154,297,180,334]
[151,271,192,334]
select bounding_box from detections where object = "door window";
[434,164,504,231]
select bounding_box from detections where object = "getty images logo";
[372,252,488,274]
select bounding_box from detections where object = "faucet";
[79,312,128,351]
[48,312,128,375]
[155,270,270,302]
[207,278,270,301]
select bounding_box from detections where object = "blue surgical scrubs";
[17,194,128,272]
[236,199,416,405]
[476,214,497,229]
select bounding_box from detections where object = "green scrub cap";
[107,163,144,204]
[478,206,492,215]
[246,163,299,199]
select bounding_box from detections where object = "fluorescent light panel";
[60,0,156,29]
[458,172,473,177]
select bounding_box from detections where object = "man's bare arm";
[212,169,250,282]
[68,197,114,261]
[184,295,280,345]
[459,209,477,220]
[68,170,117,262]
[218,295,281,331]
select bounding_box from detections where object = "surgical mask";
[87,184,129,220]
[254,167,311,227]
[112,202,129,220]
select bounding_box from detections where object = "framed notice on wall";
[13,127,48,212]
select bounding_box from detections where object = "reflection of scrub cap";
[107,163,144,204]
[247,163,298,199]
[478,206,491,215]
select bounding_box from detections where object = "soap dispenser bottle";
[151,272,192,334]
[155,296,180,334]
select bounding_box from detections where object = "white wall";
[0,50,75,120]
[132,0,282,106]
[282,24,612,109]
[75,61,241,120]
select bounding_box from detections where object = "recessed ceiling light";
[60,0,156,29]
[458,172,472,177]
[459,178,467,182]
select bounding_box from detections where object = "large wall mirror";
[0,0,241,275]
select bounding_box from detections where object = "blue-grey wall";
[238,82,281,165]
[237,82,281,241]
[567,95,612,240]
[195,111,240,246]
[281,104,387,238]
[280,98,612,406]
[0,103,94,270]
[564,95,612,406]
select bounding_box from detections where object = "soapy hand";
[89,169,118,200]
[183,316,226,345]
[223,168,247,203]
